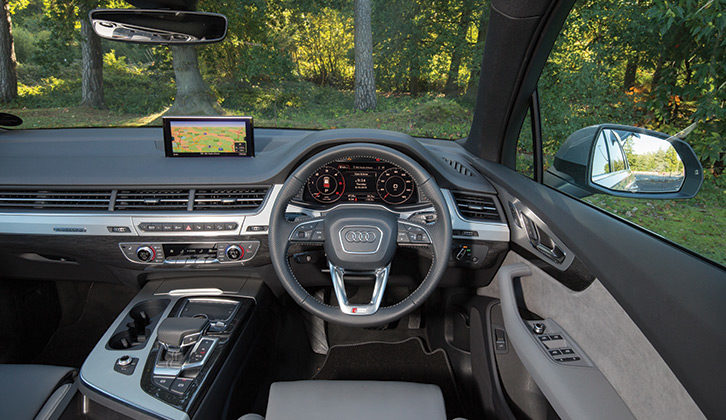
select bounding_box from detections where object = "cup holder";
[107,299,170,350]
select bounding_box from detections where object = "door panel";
[470,159,724,417]
[480,252,704,419]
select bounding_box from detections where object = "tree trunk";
[168,45,220,115]
[444,0,473,96]
[80,18,105,108]
[464,4,489,100]
[354,0,376,111]
[622,58,637,92]
[0,0,17,103]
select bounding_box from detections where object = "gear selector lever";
[158,317,209,349]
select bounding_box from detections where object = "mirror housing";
[89,9,227,45]
[544,124,704,199]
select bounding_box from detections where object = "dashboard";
[0,127,510,284]
[297,158,420,207]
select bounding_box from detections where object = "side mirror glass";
[545,124,703,199]
[89,9,228,45]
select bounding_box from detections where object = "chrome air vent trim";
[0,190,113,210]
[451,191,502,222]
[114,189,190,211]
[193,187,269,211]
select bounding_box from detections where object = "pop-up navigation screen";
[163,117,254,157]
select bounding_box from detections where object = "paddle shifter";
[154,317,216,377]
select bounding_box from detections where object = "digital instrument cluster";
[301,158,418,206]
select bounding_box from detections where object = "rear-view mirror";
[544,124,703,199]
[89,9,227,45]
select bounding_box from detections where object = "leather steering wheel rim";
[268,143,452,327]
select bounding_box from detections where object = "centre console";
[79,277,271,420]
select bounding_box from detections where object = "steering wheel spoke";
[396,220,432,245]
[329,261,390,315]
[288,217,325,244]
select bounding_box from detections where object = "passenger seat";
[0,364,76,420]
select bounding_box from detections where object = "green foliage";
[540,0,724,174]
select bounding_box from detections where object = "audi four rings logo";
[344,230,377,243]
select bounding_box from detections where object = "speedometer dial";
[376,167,414,205]
[307,166,345,203]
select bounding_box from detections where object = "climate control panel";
[119,241,260,265]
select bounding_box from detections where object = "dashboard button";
[170,378,193,394]
[107,226,131,233]
[152,375,174,390]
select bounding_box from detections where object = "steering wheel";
[269,143,452,327]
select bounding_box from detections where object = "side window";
[537,2,724,266]
[591,133,610,176]
[607,135,625,172]
[516,109,534,179]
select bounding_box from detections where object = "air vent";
[0,190,112,210]
[193,187,268,211]
[442,156,475,177]
[114,189,190,211]
[452,191,501,221]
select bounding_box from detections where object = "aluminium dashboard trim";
[0,185,509,242]
[0,185,282,237]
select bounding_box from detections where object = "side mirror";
[89,9,227,45]
[544,124,703,199]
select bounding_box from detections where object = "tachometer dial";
[376,167,414,205]
[307,166,345,203]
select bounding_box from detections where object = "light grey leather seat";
[0,364,76,420]
[240,380,448,420]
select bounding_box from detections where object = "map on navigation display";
[164,118,253,157]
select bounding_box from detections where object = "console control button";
[152,375,174,391]
[241,242,260,260]
[107,226,131,233]
[169,378,193,395]
[113,356,138,375]
[453,229,479,237]
[136,246,155,262]
[138,222,238,232]
[225,245,243,260]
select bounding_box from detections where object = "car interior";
[0,0,723,419]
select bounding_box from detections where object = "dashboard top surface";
[0,127,495,194]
